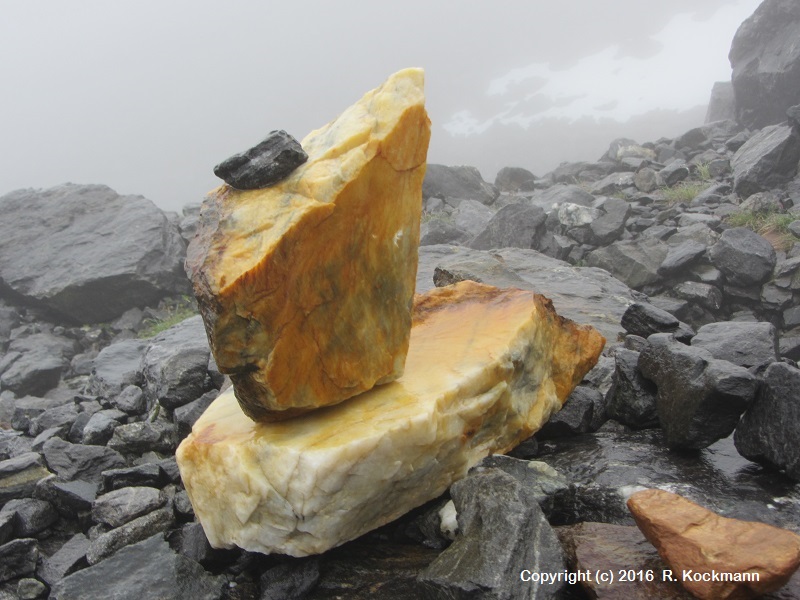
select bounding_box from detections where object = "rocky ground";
[3,1,800,595]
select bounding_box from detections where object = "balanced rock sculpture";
[177,281,604,556]
[186,68,431,421]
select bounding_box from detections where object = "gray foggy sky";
[0,0,761,212]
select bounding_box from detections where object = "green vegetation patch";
[660,181,709,204]
[138,296,199,338]
[726,209,800,251]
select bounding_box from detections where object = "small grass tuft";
[660,181,708,204]
[138,296,198,338]
[725,209,800,251]
[694,162,712,181]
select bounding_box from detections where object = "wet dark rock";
[556,522,694,600]
[471,455,570,521]
[691,321,779,368]
[419,219,471,246]
[659,160,690,186]
[213,130,307,190]
[731,124,800,196]
[673,281,723,311]
[11,396,68,434]
[0,452,50,505]
[0,538,38,583]
[29,402,78,437]
[38,533,89,587]
[708,227,777,286]
[621,302,693,342]
[587,239,668,289]
[657,240,707,276]
[0,512,12,545]
[423,165,498,206]
[536,429,800,531]
[494,166,536,192]
[42,438,125,484]
[538,386,596,439]
[590,197,630,245]
[0,332,77,397]
[89,339,148,397]
[634,167,658,193]
[107,420,177,455]
[0,498,58,538]
[174,390,217,440]
[452,199,494,237]
[639,333,758,449]
[113,384,146,415]
[50,534,224,600]
[141,315,210,411]
[101,463,166,493]
[730,0,800,130]
[419,245,638,343]
[34,478,97,518]
[735,361,800,481]
[417,469,565,599]
[608,348,659,429]
[170,522,231,566]
[260,557,320,600]
[81,410,123,446]
[469,203,546,250]
[0,430,31,461]
[92,486,165,528]
[0,184,188,324]
[86,506,175,565]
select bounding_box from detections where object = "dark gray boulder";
[0,498,58,538]
[42,437,125,484]
[708,227,777,286]
[213,130,307,190]
[0,332,77,397]
[423,165,497,206]
[659,160,690,186]
[107,420,177,455]
[657,240,706,277]
[88,339,148,398]
[0,184,188,324]
[538,386,596,439]
[621,302,684,339]
[452,199,495,237]
[92,486,165,528]
[586,239,668,289]
[639,333,758,449]
[734,361,800,480]
[50,534,223,600]
[494,166,536,192]
[469,203,546,250]
[589,172,635,196]
[731,124,800,196]
[691,321,779,368]
[38,533,89,586]
[417,469,565,599]
[141,315,210,411]
[86,507,175,565]
[0,538,38,583]
[590,197,630,245]
[608,348,659,429]
[0,452,51,506]
[260,558,320,600]
[419,219,471,246]
[418,245,638,343]
[729,0,800,130]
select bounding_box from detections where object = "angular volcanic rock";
[213,130,308,190]
[186,68,431,421]
[177,281,604,557]
[628,488,800,600]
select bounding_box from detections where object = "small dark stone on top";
[214,130,308,190]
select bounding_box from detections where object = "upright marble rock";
[186,68,431,421]
[177,281,604,557]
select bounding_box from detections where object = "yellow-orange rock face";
[185,68,431,421]
[176,281,604,557]
[628,488,800,600]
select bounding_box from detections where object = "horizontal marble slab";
[177,281,604,556]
